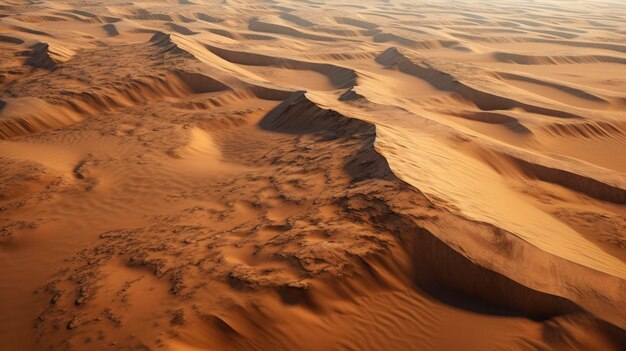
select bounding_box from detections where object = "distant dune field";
[0,0,625,350]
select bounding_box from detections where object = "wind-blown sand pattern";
[1,0,625,350]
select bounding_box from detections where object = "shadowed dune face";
[1,0,625,350]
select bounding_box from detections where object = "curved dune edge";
[278,12,371,38]
[493,51,626,65]
[149,31,359,95]
[149,31,283,85]
[264,93,626,329]
[204,43,358,89]
[149,31,300,99]
[450,111,533,133]
[495,72,609,105]
[249,17,341,42]
[505,154,626,204]
[452,33,626,54]
[376,47,585,119]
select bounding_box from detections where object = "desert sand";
[0,0,625,350]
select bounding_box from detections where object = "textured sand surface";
[1,0,625,350]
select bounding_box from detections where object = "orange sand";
[0,0,625,350]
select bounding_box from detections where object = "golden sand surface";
[0,0,625,350]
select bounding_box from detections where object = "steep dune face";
[1,0,625,350]
[24,42,74,70]
[260,92,372,135]
[492,51,626,65]
[376,47,586,119]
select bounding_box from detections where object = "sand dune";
[493,51,626,65]
[1,0,625,350]
[24,42,74,70]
